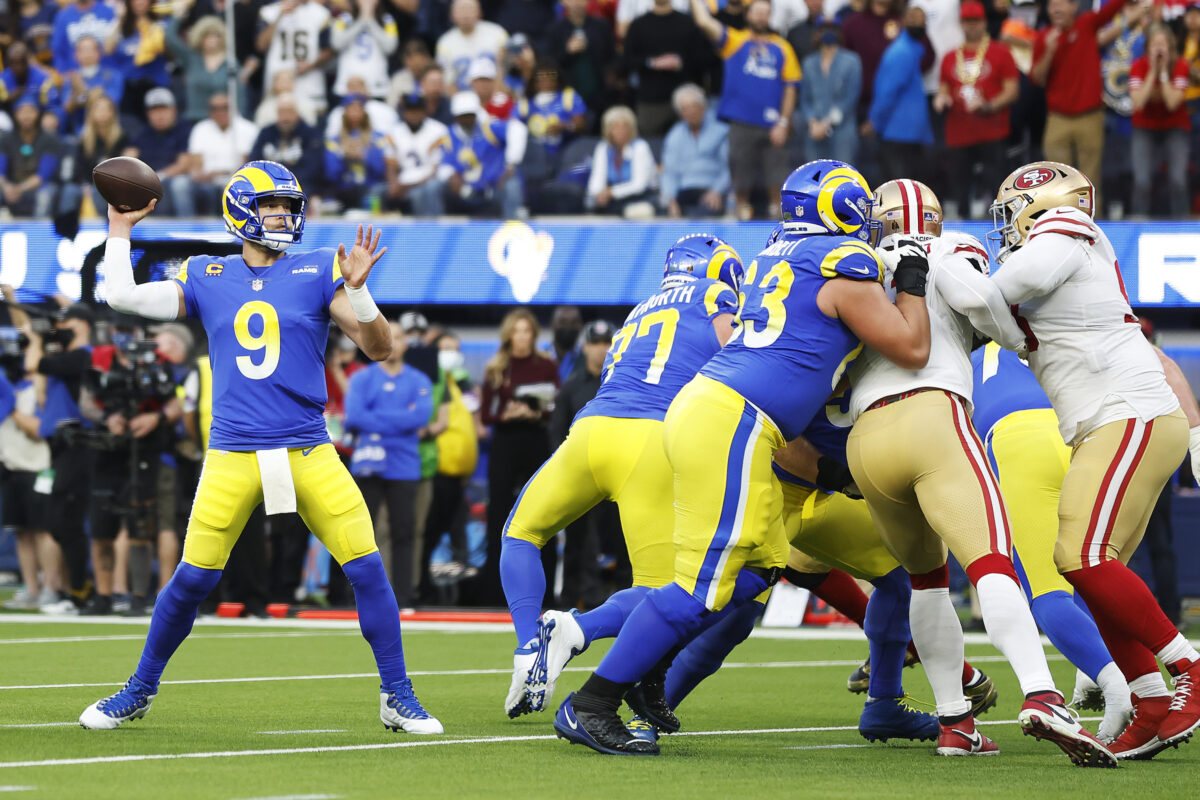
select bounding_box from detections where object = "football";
[92,156,163,213]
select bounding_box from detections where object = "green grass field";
[1,615,1197,799]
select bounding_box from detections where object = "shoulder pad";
[699,279,739,318]
[818,239,883,283]
[1028,207,1099,244]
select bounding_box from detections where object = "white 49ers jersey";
[850,233,1025,421]
[261,0,332,111]
[990,207,1179,445]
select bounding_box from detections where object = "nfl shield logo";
[251,279,264,292]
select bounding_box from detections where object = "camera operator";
[85,327,183,616]
[149,323,197,592]
[22,302,96,608]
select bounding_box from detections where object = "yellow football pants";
[182,444,378,570]
[666,376,788,611]
[781,481,902,582]
[503,415,675,589]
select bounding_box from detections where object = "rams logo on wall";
[487,221,554,303]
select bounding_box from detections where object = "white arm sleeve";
[935,257,1025,351]
[102,238,182,321]
[991,211,1095,305]
[504,118,527,166]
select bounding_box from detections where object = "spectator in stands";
[105,0,169,118]
[1184,3,1200,200]
[1099,0,1149,217]
[476,308,558,605]
[188,92,258,213]
[0,97,58,217]
[387,92,450,216]
[495,0,556,50]
[516,61,587,168]
[256,0,334,115]
[439,91,525,218]
[180,0,264,118]
[692,0,799,220]
[74,94,128,213]
[586,104,658,216]
[800,22,862,164]
[421,65,454,126]
[869,4,934,183]
[547,0,616,117]
[661,83,729,217]
[250,92,323,199]
[548,305,583,381]
[933,1,1019,219]
[346,320,434,610]
[51,0,116,73]
[1032,0,1138,206]
[787,0,830,63]
[12,0,58,68]
[615,0,688,40]
[467,56,516,120]
[255,69,320,129]
[388,37,435,107]
[325,74,398,136]
[331,0,398,101]
[502,33,537,102]
[436,0,508,90]
[165,13,234,123]
[915,0,966,95]
[324,94,391,210]
[125,89,194,218]
[62,36,123,129]
[625,0,710,137]
[0,43,60,120]
[1130,24,1191,218]
[843,0,904,126]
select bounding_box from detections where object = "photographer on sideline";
[85,325,183,616]
[23,302,96,610]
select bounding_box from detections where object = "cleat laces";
[386,678,432,720]
[1169,673,1193,713]
[98,678,153,718]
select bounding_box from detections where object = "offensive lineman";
[554,160,933,756]
[79,160,441,734]
[846,179,1114,765]
[501,234,742,721]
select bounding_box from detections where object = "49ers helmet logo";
[1015,167,1055,190]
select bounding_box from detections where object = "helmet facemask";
[987,193,1028,264]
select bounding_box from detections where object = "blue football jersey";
[970,341,1052,440]
[702,235,883,440]
[175,248,344,450]
[773,388,853,490]
[578,276,739,422]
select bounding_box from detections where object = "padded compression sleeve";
[103,238,181,320]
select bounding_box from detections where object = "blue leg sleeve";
[666,601,765,709]
[595,583,707,685]
[134,562,222,689]
[864,567,912,700]
[1030,589,1114,681]
[576,586,651,647]
[500,536,545,646]
[343,552,408,687]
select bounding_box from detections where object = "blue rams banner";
[1,218,1198,306]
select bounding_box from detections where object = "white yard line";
[783,744,872,751]
[1,723,77,728]
[231,795,341,800]
[0,632,362,645]
[0,787,35,793]
[0,717,1103,770]
[256,730,347,735]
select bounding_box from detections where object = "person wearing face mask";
[868,5,935,184]
[800,22,862,164]
[417,331,480,600]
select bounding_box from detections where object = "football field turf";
[1,616,1197,799]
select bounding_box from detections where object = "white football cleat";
[504,641,539,718]
[380,678,443,734]
[79,677,156,730]
[526,610,586,713]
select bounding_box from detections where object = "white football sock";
[1129,671,1171,699]
[1096,662,1133,743]
[975,573,1056,696]
[1155,633,1200,667]
[1072,669,1099,705]
[911,587,970,718]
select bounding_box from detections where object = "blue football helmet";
[780,160,881,246]
[222,160,307,252]
[662,234,745,292]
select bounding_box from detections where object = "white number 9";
[234,301,280,380]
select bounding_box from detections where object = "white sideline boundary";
[0,717,1102,770]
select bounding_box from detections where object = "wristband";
[344,283,380,323]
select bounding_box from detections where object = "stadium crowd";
[0,0,1197,221]
[0,290,640,616]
